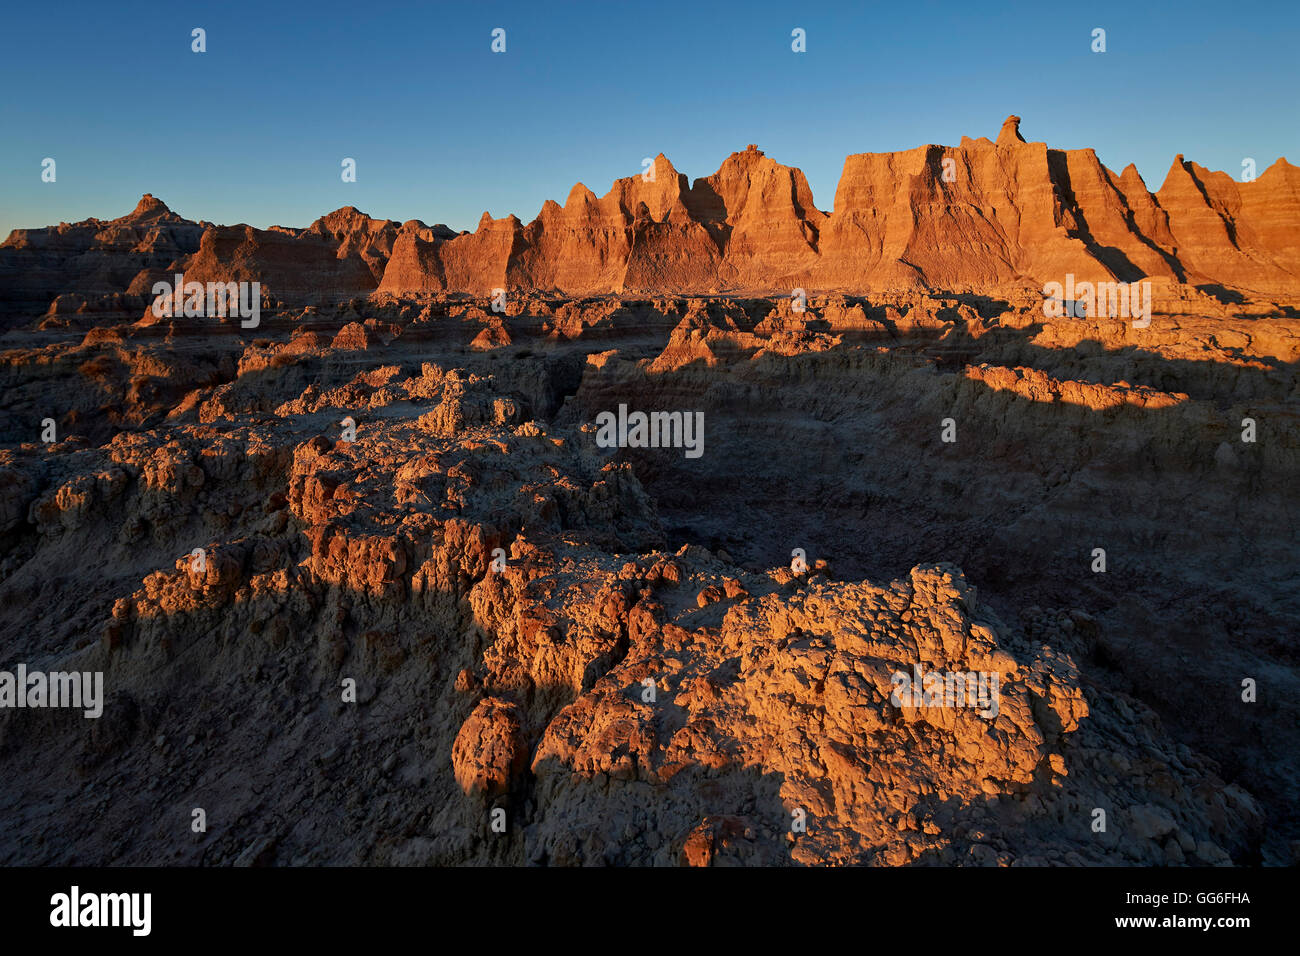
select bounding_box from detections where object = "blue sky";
[1,0,1296,237]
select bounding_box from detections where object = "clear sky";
[2,0,1296,237]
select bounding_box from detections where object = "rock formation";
[0,194,204,323]
[0,116,1295,867]
[4,116,1295,321]
[371,116,1298,297]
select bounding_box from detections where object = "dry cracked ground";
[0,289,1296,866]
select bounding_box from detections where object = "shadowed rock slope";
[0,283,1293,865]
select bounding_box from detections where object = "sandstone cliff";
[371,116,1298,298]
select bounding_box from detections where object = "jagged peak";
[565,182,598,208]
[641,153,681,182]
[714,144,771,172]
[475,211,521,232]
[1155,155,1191,193]
[1258,156,1298,183]
[127,193,173,220]
[311,206,386,235]
[725,143,767,162]
[996,115,1027,147]
[1117,163,1149,191]
[320,205,371,222]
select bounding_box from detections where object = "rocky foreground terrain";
[0,117,1296,865]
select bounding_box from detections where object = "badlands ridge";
[2,116,1298,317]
